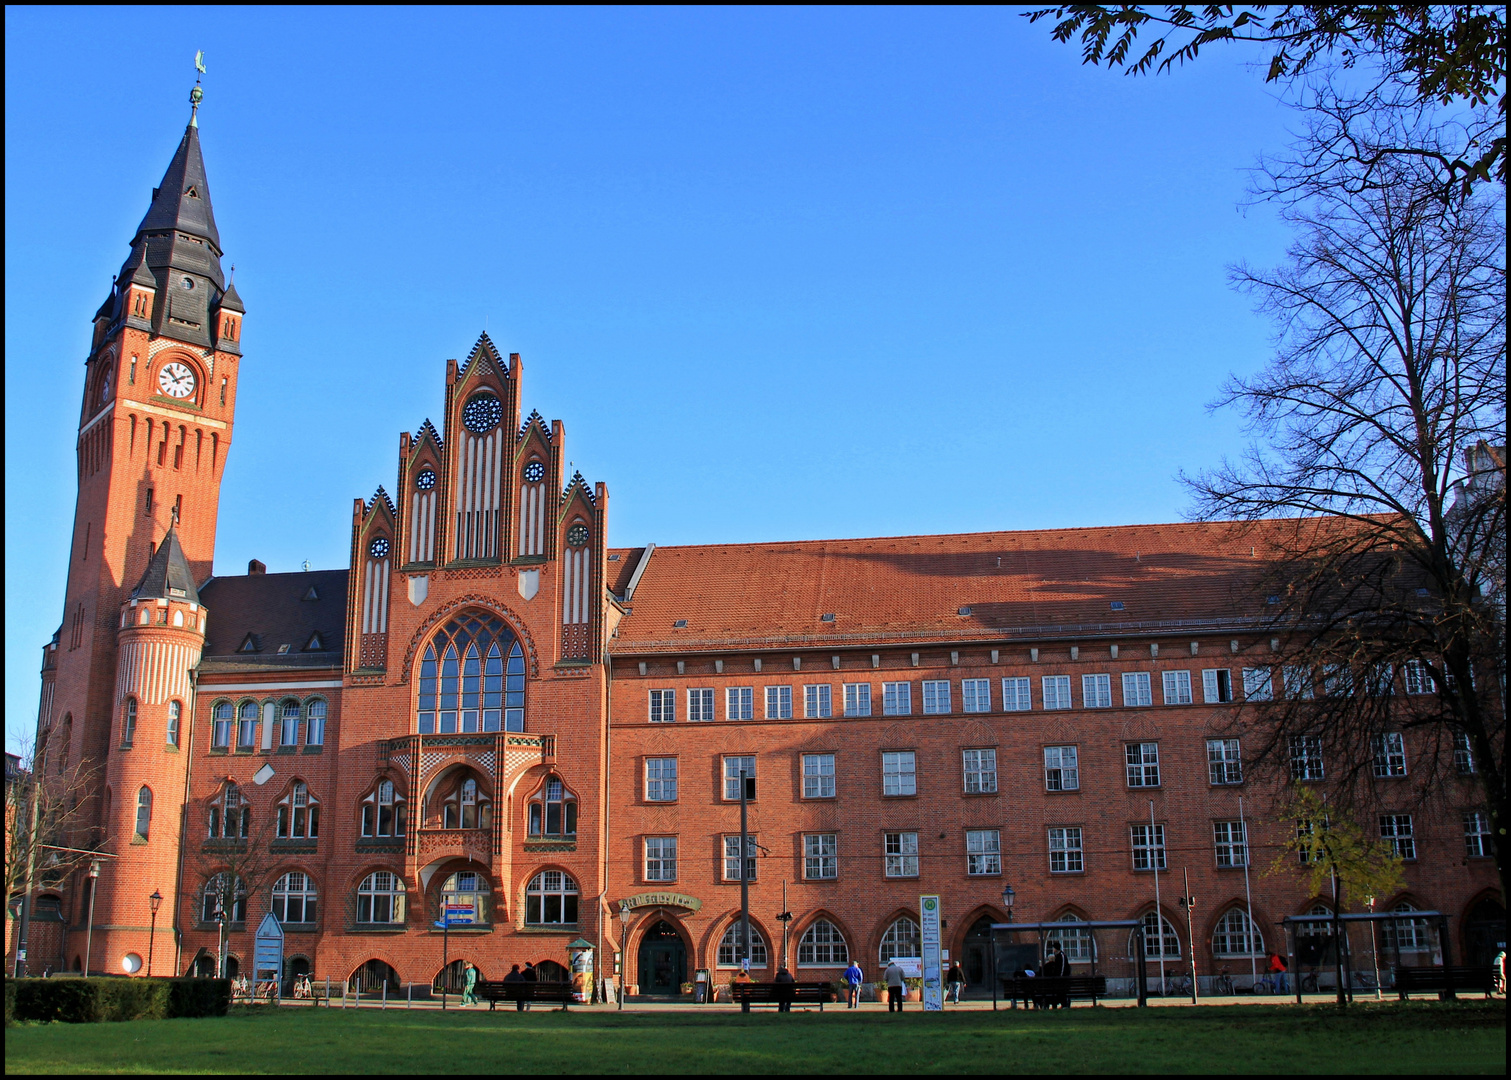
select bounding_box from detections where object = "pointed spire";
[219,263,244,313]
[129,240,157,290]
[131,526,200,605]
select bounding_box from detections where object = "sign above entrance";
[619,892,702,913]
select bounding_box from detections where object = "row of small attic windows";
[236,581,329,655]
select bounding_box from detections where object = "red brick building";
[13,102,1502,996]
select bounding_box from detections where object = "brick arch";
[399,593,541,682]
[791,908,857,971]
[1201,898,1269,957]
[949,904,1008,958]
[872,906,923,965]
[702,909,776,970]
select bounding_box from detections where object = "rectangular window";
[1131,823,1167,871]
[843,683,872,717]
[1082,674,1112,708]
[961,678,990,713]
[1207,738,1243,785]
[1162,670,1192,705]
[1463,811,1492,858]
[882,682,912,716]
[1042,675,1072,710]
[1454,731,1476,774]
[1290,736,1324,781]
[963,748,997,794]
[804,833,838,879]
[922,680,951,714]
[1125,742,1160,787]
[1044,745,1079,791]
[306,700,326,746]
[1242,667,1274,702]
[1323,664,1354,697]
[687,688,715,722]
[1121,672,1152,707]
[1402,660,1432,696]
[882,750,916,796]
[1282,666,1314,700]
[1048,826,1084,873]
[645,836,678,881]
[237,708,257,750]
[1202,669,1234,703]
[723,835,757,881]
[1372,732,1407,777]
[802,753,836,799]
[279,702,300,747]
[1380,814,1416,860]
[648,689,676,723]
[726,687,754,720]
[765,685,793,719]
[966,829,1001,875]
[804,684,832,718]
[1213,820,1248,867]
[723,755,756,800]
[1001,677,1032,711]
[645,757,678,801]
[213,708,232,749]
[884,831,919,877]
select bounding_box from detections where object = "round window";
[566,524,589,547]
[416,469,437,490]
[369,537,391,559]
[523,461,545,483]
[462,394,503,434]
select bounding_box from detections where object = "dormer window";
[527,775,577,838]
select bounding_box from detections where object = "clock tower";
[35,84,244,974]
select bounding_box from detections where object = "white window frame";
[765,685,793,719]
[884,831,919,877]
[1001,677,1032,712]
[804,684,832,718]
[1372,732,1408,777]
[882,750,916,796]
[1402,660,1432,696]
[1379,814,1416,860]
[1281,665,1314,700]
[1213,820,1248,867]
[1131,823,1167,871]
[687,688,715,722]
[726,686,754,721]
[1206,738,1242,785]
[645,757,678,802]
[1125,742,1160,788]
[648,688,676,723]
[1082,673,1112,708]
[645,836,678,882]
[1162,670,1192,705]
[966,829,1001,875]
[804,833,838,879]
[1202,669,1233,703]
[723,834,758,881]
[1454,731,1476,774]
[1048,826,1084,873]
[1212,908,1264,957]
[961,678,991,713]
[843,683,872,717]
[1044,745,1079,791]
[797,919,848,967]
[1242,667,1274,701]
[723,755,756,801]
[1121,672,1152,707]
[1463,811,1492,858]
[1290,735,1325,781]
[882,681,912,716]
[922,680,951,714]
[802,753,836,799]
[962,748,997,794]
[1042,675,1071,711]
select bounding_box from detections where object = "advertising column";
[920,895,943,1011]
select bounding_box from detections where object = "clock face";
[523,461,545,483]
[369,537,390,559]
[415,469,437,490]
[157,361,196,399]
[462,394,503,434]
[566,524,590,548]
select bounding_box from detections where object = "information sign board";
[920,895,943,1011]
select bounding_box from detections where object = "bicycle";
[1160,975,1192,997]
[1349,969,1378,991]
[1301,971,1320,994]
[1213,971,1236,996]
[1252,976,1276,995]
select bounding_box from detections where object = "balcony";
[415,827,492,864]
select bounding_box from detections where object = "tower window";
[134,787,152,840]
[166,701,181,747]
[145,489,154,514]
[129,356,137,384]
[220,377,227,405]
[121,698,137,748]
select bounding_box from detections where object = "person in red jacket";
[1267,951,1288,994]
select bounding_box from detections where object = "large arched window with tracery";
[417,612,525,734]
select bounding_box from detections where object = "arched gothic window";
[212,702,233,748]
[441,870,492,924]
[166,700,181,747]
[432,772,491,830]
[208,782,248,840]
[356,871,405,924]
[280,700,301,746]
[1046,913,1094,962]
[717,922,769,967]
[237,701,258,749]
[1381,902,1430,952]
[134,786,152,839]
[360,779,406,837]
[1211,908,1264,957]
[879,916,921,964]
[277,782,320,839]
[524,870,578,925]
[122,698,137,747]
[417,612,525,733]
[527,775,576,838]
[1130,911,1181,958]
[272,872,318,924]
[201,873,247,924]
[306,699,327,746]
[797,919,848,966]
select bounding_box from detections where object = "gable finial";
[190,51,206,127]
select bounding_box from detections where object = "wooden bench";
[476,979,575,1011]
[999,975,1109,1008]
[730,982,834,1011]
[1393,966,1495,1000]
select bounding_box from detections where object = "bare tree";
[192,784,283,979]
[1184,115,1506,899]
[5,738,102,976]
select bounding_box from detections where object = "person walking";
[884,959,906,1013]
[1044,943,1069,1008]
[844,960,865,1008]
[520,961,538,1011]
[461,963,479,1007]
[1492,949,1505,996]
[774,966,796,1013]
[503,963,526,1011]
[946,961,966,1004]
[1267,951,1288,995]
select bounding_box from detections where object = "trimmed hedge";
[9,977,230,1023]
[5,979,16,1025]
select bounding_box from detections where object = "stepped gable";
[611,517,1330,653]
[198,568,349,671]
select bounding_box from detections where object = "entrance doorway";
[1464,898,1506,968]
[637,920,686,995]
[962,916,994,996]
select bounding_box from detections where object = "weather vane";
[190,50,206,125]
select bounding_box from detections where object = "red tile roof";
[610,518,1323,654]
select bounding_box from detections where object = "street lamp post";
[82,860,102,976]
[994,884,1015,1011]
[1001,883,1015,923]
[147,890,163,977]
[1365,895,1382,1001]
[618,903,631,1010]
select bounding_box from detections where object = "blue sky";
[5,7,1300,751]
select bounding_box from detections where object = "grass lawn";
[5,1000,1505,1074]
